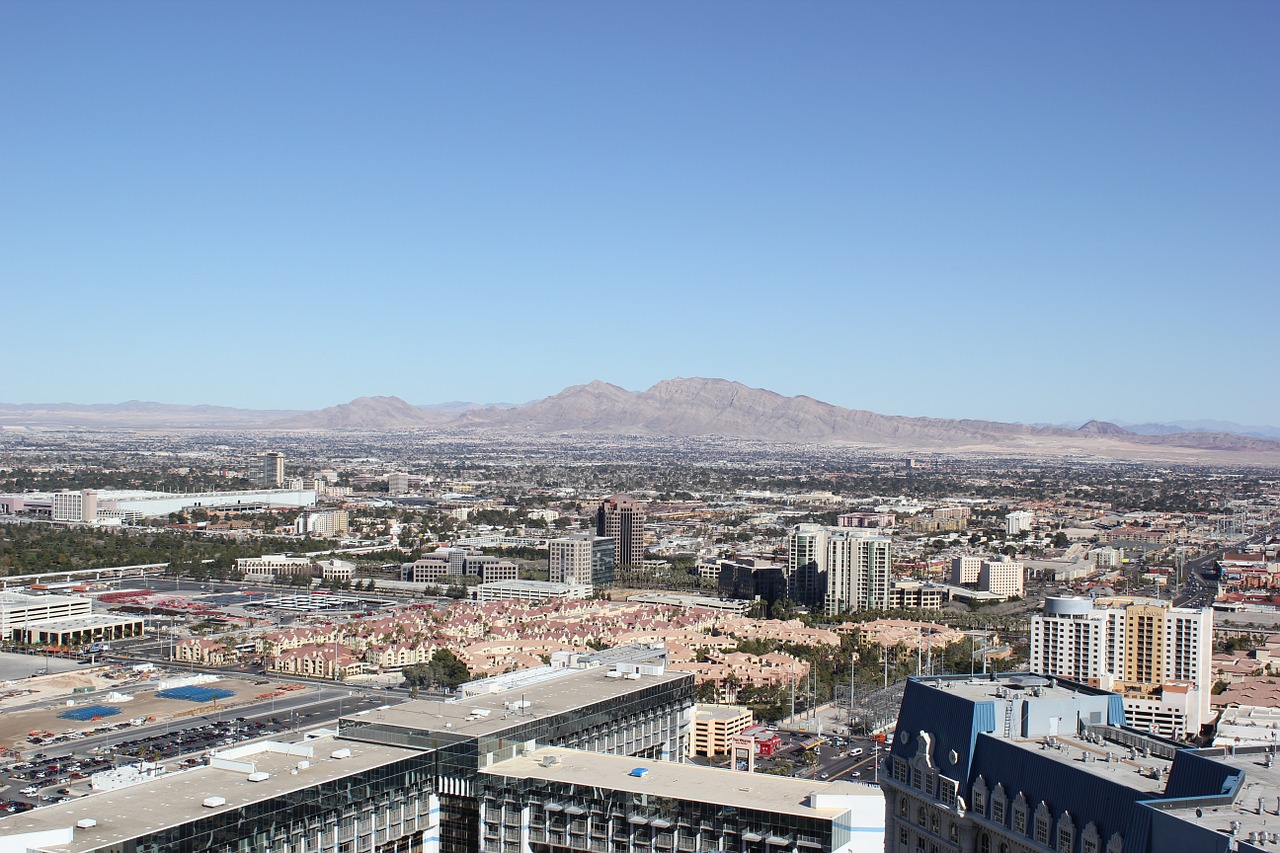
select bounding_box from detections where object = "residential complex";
[788,524,892,615]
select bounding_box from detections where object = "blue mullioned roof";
[1164,750,1245,801]
[1107,694,1127,726]
[970,733,1156,850]
[891,678,997,788]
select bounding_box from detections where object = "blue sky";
[3,1,1277,425]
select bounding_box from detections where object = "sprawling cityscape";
[0,422,1278,853]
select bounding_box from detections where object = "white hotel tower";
[1031,596,1212,739]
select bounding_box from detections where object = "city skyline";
[3,2,1277,425]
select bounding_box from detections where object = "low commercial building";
[470,579,593,604]
[316,559,355,582]
[3,487,317,523]
[235,554,314,580]
[887,580,946,610]
[690,704,754,756]
[480,746,885,853]
[0,591,93,640]
[12,613,145,646]
[0,736,434,853]
[625,592,753,614]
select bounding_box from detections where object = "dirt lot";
[0,670,275,754]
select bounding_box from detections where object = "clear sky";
[3,1,1277,426]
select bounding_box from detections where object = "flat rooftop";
[342,666,689,739]
[483,746,880,819]
[924,676,1175,794]
[1160,748,1280,843]
[0,591,88,609]
[19,614,143,631]
[0,736,420,853]
[940,674,1097,705]
[1011,732,1173,795]
[695,704,751,723]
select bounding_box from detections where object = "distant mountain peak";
[1076,420,1133,436]
[273,395,442,430]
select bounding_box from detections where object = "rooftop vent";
[629,767,649,778]
[76,819,97,829]
[297,760,310,771]
[330,748,352,760]
[247,771,270,782]
[202,796,227,808]
[540,756,559,767]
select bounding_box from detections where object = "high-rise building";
[978,557,1024,598]
[258,451,285,488]
[1005,510,1034,536]
[882,673,1267,853]
[549,534,616,587]
[52,489,98,523]
[597,494,645,569]
[786,524,892,615]
[1030,597,1212,739]
[295,508,349,537]
[951,555,1024,598]
[387,472,409,495]
[951,555,983,585]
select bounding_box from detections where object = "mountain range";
[3,378,1279,463]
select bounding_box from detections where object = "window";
[940,777,958,809]
[992,799,1005,825]
[1012,806,1026,835]
[918,806,926,826]
[972,777,988,815]
[930,813,939,835]
[978,833,990,853]
[1035,803,1052,845]
[900,798,910,818]
[1058,811,1075,852]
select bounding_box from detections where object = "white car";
[21,786,39,796]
